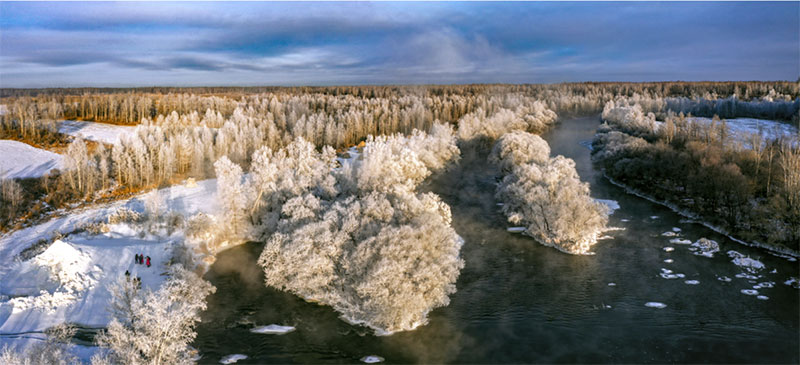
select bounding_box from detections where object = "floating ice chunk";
[690,238,719,258]
[506,227,526,233]
[735,273,759,280]
[669,238,692,245]
[645,302,667,308]
[756,295,769,300]
[664,259,674,263]
[250,324,296,335]
[620,219,630,222]
[220,354,248,364]
[361,356,385,363]
[663,247,674,252]
[740,289,759,296]
[660,268,684,279]
[754,282,774,289]
[595,199,620,214]
[672,227,682,232]
[650,216,659,219]
[785,277,799,289]
[496,203,504,206]
[717,276,732,282]
[770,269,777,274]
[661,231,678,237]
[608,282,616,286]
[684,280,700,285]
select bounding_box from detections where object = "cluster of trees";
[491,131,609,254]
[593,104,800,251]
[204,124,465,334]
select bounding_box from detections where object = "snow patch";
[645,302,667,309]
[250,324,295,335]
[506,227,526,233]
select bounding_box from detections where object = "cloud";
[0,2,797,87]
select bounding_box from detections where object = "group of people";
[135,253,151,267]
[124,270,142,289]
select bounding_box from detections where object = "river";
[193,115,799,363]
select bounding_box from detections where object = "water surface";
[193,116,799,363]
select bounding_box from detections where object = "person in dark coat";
[146,256,151,267]
[125,270,130,281]
[136,254,141,264]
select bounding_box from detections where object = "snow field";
[0,140,65,179]
[58,120,137,145]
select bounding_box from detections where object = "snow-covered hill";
[58,120,137,145]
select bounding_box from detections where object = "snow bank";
[58,120,137,145]
[249,324,295,335]
[0,140,64,179]
[0,178,221,337]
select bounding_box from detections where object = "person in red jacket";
[146,256,151,267]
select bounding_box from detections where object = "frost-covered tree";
[213,156,252,248]
[491,132,608,254]
[0,324,79,365]
[251,125,464,334]
[93,266,215,365]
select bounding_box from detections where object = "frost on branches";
[92,265,215,365]
[238,123,464,335]
[491,131,609,254]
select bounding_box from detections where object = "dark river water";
[193,116,799,364]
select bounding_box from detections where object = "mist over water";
[193,116,799,363]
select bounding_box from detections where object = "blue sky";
[1,2,797,87]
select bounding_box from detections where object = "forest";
[1,81,799,363]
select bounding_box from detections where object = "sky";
[0,1,798,87]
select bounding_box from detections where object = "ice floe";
[650,216,659,219]
[220,354,248,364]
[660,268,685,279]
[607,282,616,286]
[596,199,620,214]
[740,289,759,296]
[717,276,732,282]
[661,231,678,237]
[756,295,769,301]
[250,324,296,335]
[784,277,799,289]
[691,238,720,258]
[620,219,630,222]
[684,280,700,285]
[728,250,765,272]
[645,302,667,308]
[669,238,692,245]
[506,227,526,233]
[672,227,682,232]
[753,282,774,289]
[361,355,385,363]
[663,259,674,263]
[663,247,674,252]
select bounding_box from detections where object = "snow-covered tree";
[93,266,215,365]
[491,132,608,254]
